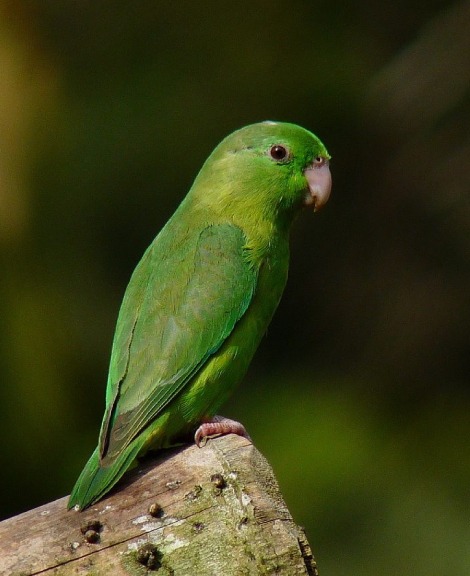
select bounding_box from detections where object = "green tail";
[68,440,145,510]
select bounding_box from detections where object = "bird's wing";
[98,222,257,461]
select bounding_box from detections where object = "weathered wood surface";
[0,435,318,575]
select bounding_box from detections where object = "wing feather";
[98,222,257,461]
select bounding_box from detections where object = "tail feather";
[68,440,144,510]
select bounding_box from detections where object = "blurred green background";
[1,1,469,574]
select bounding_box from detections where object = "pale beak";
[303,159,332,212]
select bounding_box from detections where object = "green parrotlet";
[68,121,331,510]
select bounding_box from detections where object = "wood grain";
[0,435,318,575]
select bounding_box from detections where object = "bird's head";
[190,121,331,225]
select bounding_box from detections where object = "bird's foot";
[194,415,251,448]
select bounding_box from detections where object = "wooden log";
[0,435,318,575]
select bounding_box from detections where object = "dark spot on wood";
[136,543,162,570]
[192,521,205,532]
[210,473,226,489]
[84,529,100,544]
[80,519,103,534]
[80,520,103,543]
[148,502,164,518]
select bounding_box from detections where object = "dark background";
[1,2,469,574]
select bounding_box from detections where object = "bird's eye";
[269,145,289,162]
[313,156,326,167]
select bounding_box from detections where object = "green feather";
[68,121,330,510]
[101,224,257,462]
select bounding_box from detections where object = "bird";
[68,121,331,510]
